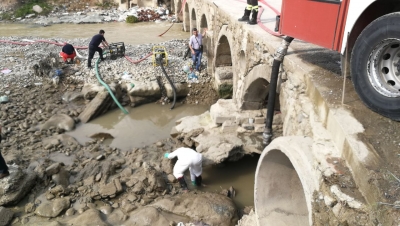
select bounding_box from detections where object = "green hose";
[94,51,129,114]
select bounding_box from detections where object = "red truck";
[275,0,400,121]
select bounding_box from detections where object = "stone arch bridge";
[168,0,399,225]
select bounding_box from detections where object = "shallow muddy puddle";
[67,103,209,151]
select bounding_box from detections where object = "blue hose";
[94,52,129,114]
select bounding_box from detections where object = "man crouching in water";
[164,147,204,192]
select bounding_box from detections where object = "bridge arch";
[215,35,232,67]
[238,64,273,110]
[191,8,197,31]
[200,14,208,29]
[175,0,183,22]
[255,136,320,226]
[183,2,190,31]
[214,26,234,98]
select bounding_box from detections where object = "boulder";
[0,207,13,226]
[128,81,160,97]
[66,209,108,226]
[32,5,43,13]
[40,114,75,131]
[0,166,37,206]
[165,83,189,98]
[35,198,70,218]
[149,192,238,226]
[81,84,104,100]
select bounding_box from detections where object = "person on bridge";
[189,27,207,72]
[164,147,203,191]
[59,43,76,64]
[238,0,258,25]
[87,29,109,69]
[0,125,9,179]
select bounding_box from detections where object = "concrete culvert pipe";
[254,136,318,226]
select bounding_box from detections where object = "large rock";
[0,166,37,206]
[128,80,161,97]
[32,5,43,13]
[42,134,80,150]
[35,198,70,218]
[62,91,84,104]
[40,114,75,131]
[0,207,13,226]
[123,206,186,226]
[149,192,238,226]
[79,83,122,123]
[165,83,190,98]
[171,100,266,165]
[66,209,108,226]
[81,84,104,100]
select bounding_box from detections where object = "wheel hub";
[368,38,400,97]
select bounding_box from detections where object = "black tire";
[351,13,400,121]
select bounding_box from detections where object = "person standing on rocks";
[0,126,9,179]
[87,29,109,68]
[60,43,76,64]
[164,147,203,191]
[238,0,258,25]
[189,27,207,72]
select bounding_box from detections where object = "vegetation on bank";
[126,15,139,23]
[0,0,117,20]
[0,0,52,20]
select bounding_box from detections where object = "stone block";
[99,182,117,198]
[254,117,265,124]
[254,124,265,133]
[114,179,123,193]
[45,163,62,176]
[165,83,189,98]
[214,116,236,124]
[221,120,237,133]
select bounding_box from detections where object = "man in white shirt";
[189,28,207,72]
[164,147,203,191]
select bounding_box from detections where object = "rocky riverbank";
[1,3,175,26]
[0,32,242,225]
[0,1,267,222]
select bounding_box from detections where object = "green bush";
[95,1,118,9]
[218,84,233,99]
[14,0,52,18]
[0,12,12,20]
[126,15,139,23]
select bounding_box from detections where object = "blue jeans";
[192,49,202,71]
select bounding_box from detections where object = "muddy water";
[67,103,209,150]
[0,22,188,45]
[200,155,259,209]
[2,21,257,209]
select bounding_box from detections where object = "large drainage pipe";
[255,136,319,226]
[263,36,294,146]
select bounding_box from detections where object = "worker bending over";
[238,0,258,25]
[164,147,203,191]
[60,43,76,64]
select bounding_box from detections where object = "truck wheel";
[351,13,400,121]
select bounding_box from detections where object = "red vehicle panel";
[280,0,341,49]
